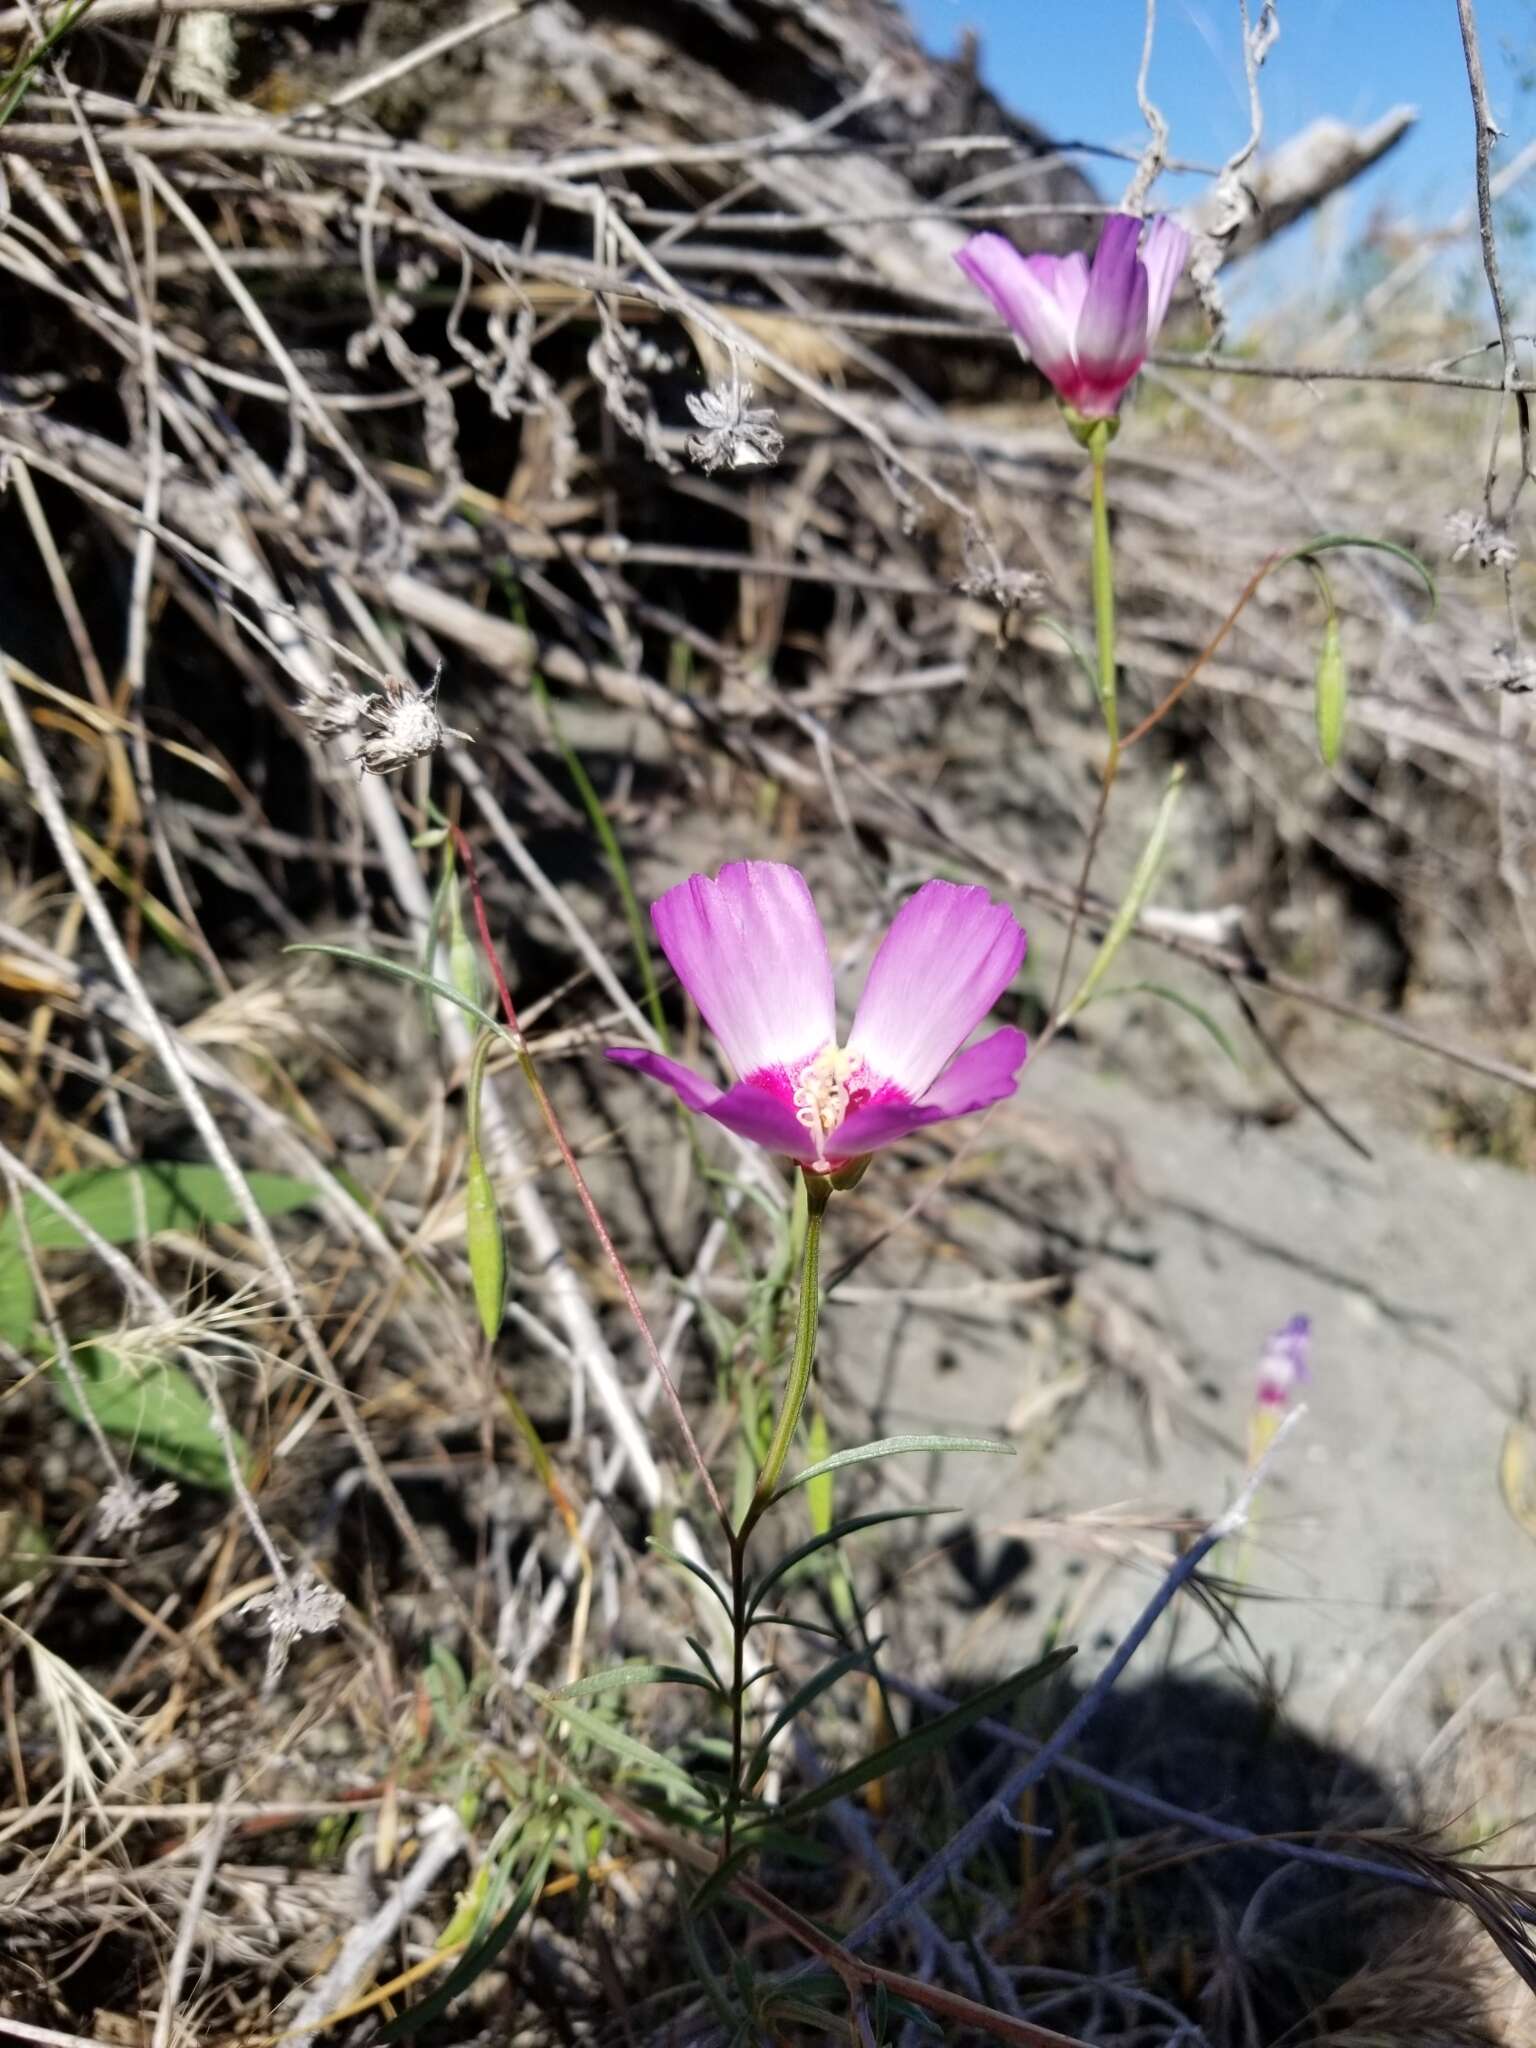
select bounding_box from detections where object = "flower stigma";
[792,1042,869,1171]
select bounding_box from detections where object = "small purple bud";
[1255,1314,1312,1410]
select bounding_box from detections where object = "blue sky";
[908,0,1535,311]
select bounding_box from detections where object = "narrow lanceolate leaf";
[553,1662,718,1701]
[747,1506,953,1619]
[286,943,505,1035]
[1314,611,1347,767]
[647,1536,734,1617]
[532,1687,699,1799]
[1279,533,1437,617]
[774,1434,1014,1501]
[755,1646,1076,1832]
[1058,762,1184,1028]
[51,1344,247,1492]
[1096,983,1241,1068]
[464,1147,505,1342]
[743,1645,877,1789]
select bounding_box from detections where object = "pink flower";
[607,862,1029,1174]
[956,213,1190,421]
[1255,1315,1312,1409]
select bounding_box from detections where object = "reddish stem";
[451,826,727,1530]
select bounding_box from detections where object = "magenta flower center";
[789,1043,875,1168]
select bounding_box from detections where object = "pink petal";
[1140,215,1190,342]
[832,1027,1029,1157]
[955,233,1077,385]
[1051,249,1091,331]
[650,861,834,1081]
[847,881,1026,1100]
[606,1048,816,1159]
[1076,214,1149,397]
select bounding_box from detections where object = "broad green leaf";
[1094,982,1241,1067]
[744,1645,875,1789]
[747,1506,953,1619]
[379,1832,555,2043]
[0,1162,318,1353]
[757,1647,1076,1831]
[1058,763,1184,1028]
[775,1434,1013,1501]
[553,1661,718,1701]
[0,1162,318,1252]
[51,1343,247,1491]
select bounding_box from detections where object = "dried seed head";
[1446,508,1519,570]
[685,380,785,474]
[96,1478,180,1540]
[351,663,472,776]
[299,662,471,774]
[242,1569,346,1685]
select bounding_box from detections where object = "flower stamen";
[792,1043,866,1170]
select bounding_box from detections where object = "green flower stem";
[721,1176,828,1863]
[1088,421,1119,751]
[744,1180,828,1532]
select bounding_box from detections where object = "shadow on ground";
[871,1667,1522,2047]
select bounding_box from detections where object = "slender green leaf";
[679,1899,742,2029]
[686,1842,758,1920]
[759,1646,1076,1830]
[51,1343,246,1491]
[744,1645,876,1789]
[425,1643,468,1728]
[1058,764,1184,1028]
[685,1634,726,1692]
[648,1536,733,1617]
[286,943,505,1034]
[534,1687,699,1798]
[747,1506,952,1619]
[1033,613,1100,709]
[378,1833,556,2042]
[553,1661,717,1701]
[1278,533,1437,616]
[1094,982,1241,1067]
[775,1435,1013,1500]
